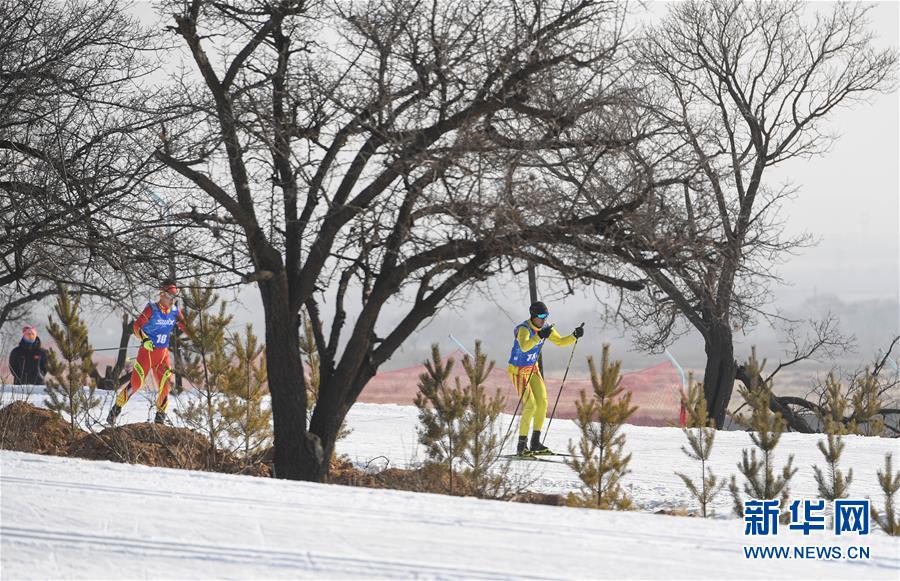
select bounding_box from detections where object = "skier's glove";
[141,337,155,352]
[573,323,585,339]
[538,325,554,339]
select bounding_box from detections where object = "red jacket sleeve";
[133,305,153,339]
[176,308,188,338]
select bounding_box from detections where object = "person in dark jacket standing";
[9,325,48,385]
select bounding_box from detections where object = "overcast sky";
[6,1,899,378]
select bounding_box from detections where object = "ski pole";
[500,337,548,451]
[448,334,474,358]
[542,322,583,446]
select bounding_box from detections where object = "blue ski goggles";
[535,313,549,319]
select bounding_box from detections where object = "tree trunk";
[299,366,376,482]
[299,383,343,482]
[527,263,544,376]
[114,313,131,377]
[258,277,306,480]
[702,323,736,429]
[734,367,815,433]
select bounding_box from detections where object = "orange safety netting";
[358,350,686,427]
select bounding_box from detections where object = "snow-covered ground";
[2,385,899,579]
[3,451,899,580]
[339,403,900,516]
[2,384,898,514]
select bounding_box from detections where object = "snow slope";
[2,384,898,515]
[339,403,900,516]
[3,451,899,580]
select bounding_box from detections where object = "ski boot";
[106,404,122,425]
[530,430,554,456]
[154,411,167,425]
[516,435,532,457]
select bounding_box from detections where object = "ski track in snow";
[3,452,899,580]
[2,386,900,578]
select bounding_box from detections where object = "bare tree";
[626,0,897,427]
[732,316,854,432]
[150,0,675,481]
[0,0,167,327]
[780,335,900,436]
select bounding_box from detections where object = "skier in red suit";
[107,280,188,425]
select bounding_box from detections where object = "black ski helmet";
[529,301,549,318]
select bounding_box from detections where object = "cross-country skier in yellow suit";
[508,301,584,455]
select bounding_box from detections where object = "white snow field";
[2,384,898,514]
[2,451,899,580]
[338,403,900,516]
[2,385,900,578]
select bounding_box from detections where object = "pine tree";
[566,344,636,510]
[870,453,900,536]
[177,283,233,455]
[675,375,724,517]
[44,285,99,432]
[218,324,272,461]
[850,368,885,437]
[812,374,853,502]
[729,347,797,522]
[458,341,510,499]
[414,344,470,495]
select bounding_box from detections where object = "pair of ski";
[501,452,571,464]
